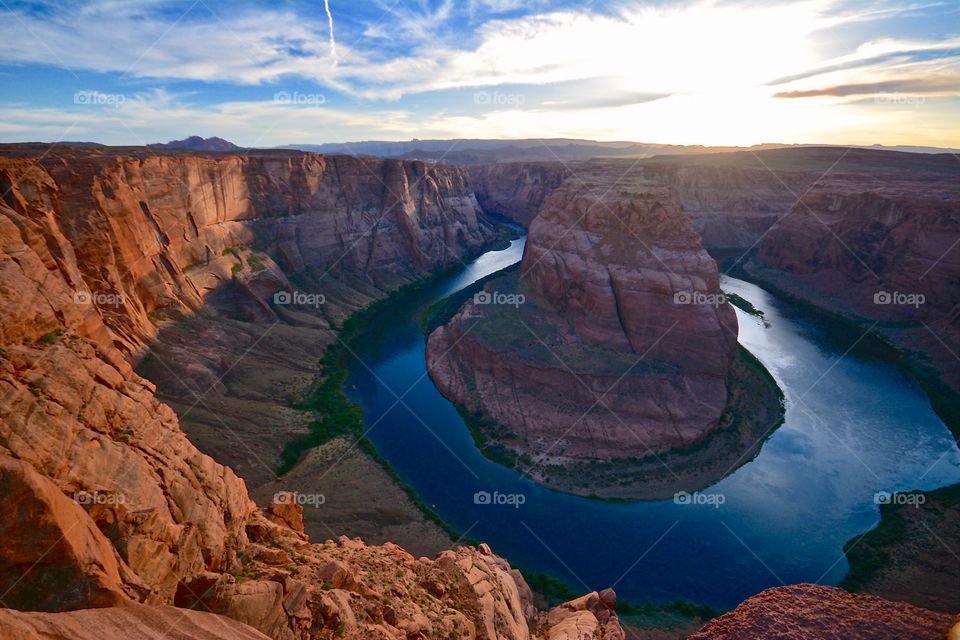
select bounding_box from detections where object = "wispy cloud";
[775,76,960,98]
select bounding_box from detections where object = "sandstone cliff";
[429,165,741,470]
[0,145,627,639]
[467,157,812,249]
[0,148,495,354]
[0,146,500,554]
[469,163,569,227]
[742,150,960,435]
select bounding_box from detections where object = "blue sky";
[0,0,958,146]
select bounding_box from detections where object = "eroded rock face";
[467,157,811,249]
[469,163,570,227]
[0,604,272,640]
[0,146,623,640]
[0,147,501,608]
[429,170,738,461]
[688,584,958,640]
[638,160,814,250]
[544,589,624,640]
[171,504,621,640]
[521,181,738,371]
[753,183,960,399]
[0,454,135,611]
[0,149,496,355]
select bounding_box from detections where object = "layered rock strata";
[0,145,498,554]
[429,167,739,463]
[0,145,627,639]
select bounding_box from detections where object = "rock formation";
[468,156,812,249]
[469,148,957,253]
[689,584,958,640]
[469,162,569,227]
[429,165,740,465]
[751,166,960,415]
[0,145,501,553]
[0,145,624,639]
[1,143,954,640]
[0,147,495,354]
[0,604,273,639]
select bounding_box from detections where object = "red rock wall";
[0,149,498,619]
[428,177,739,459]
[468,162,569,226]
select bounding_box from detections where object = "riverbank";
[841,484,960,613]
[269,237,728,632]
[282,235,957,613]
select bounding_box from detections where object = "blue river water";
[343,236,960,608]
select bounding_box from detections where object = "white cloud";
[2,0,956,103]
[0,0,957,145]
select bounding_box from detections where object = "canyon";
[2,145,621,639]
[0,143,957,639]
[469,148,960,437]
[427,165,764,476]
[427,163,786,499]
[463,147,960,610]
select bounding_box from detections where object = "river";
[343,235,960,608]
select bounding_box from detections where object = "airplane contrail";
[324,0,338,66]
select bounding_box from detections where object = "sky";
[0,0,958,147]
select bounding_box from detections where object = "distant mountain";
[149,136,242,152]
[280,138,719,161]
[56,141,106,148]
[280,138,960,164]
[867,144,960,155]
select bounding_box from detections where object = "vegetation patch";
[725,291,766,322]
[841,484,960,595]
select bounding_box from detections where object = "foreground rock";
[429,165,743,475]
[689,584,958,640]
[543,588,624,640]
[0,604,271,640]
